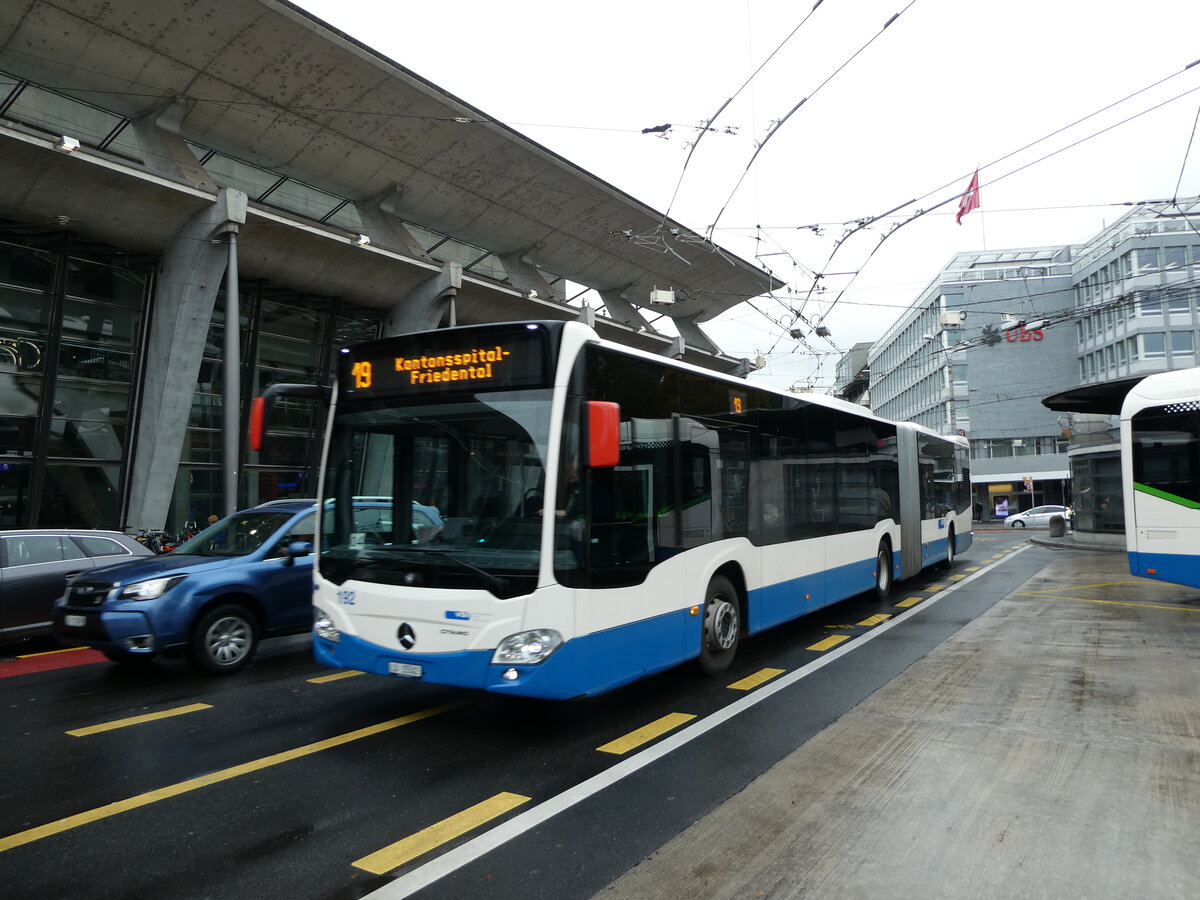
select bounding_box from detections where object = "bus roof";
[1121,365,1200,417]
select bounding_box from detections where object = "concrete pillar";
[354,186,431,260]
[125,188,247,531]
[498,251,555,301]
[598,287,657,333]
[382,263,462,336]
[129,98,217,191]
[659,336,686,359]
[673,315,722,356]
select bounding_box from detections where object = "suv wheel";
[190,604,258,675]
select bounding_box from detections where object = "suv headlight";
[118,575,186,601]
[492,629,562,665]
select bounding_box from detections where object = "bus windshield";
[319,389,556,597]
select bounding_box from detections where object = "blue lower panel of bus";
[313,606,701,700]
[750,554,883,632]
[1128,550,1200,589]
[919,529,972,568]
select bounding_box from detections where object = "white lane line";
[366,544,1035,898]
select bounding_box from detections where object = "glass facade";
[1069,452,1124,534]
[0,221,382,532]
[0,231,150,529]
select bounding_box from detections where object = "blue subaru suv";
[52,499,410,674]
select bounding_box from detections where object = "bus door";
[588,464,655,569]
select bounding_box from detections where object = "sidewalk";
[595,544,1200,899]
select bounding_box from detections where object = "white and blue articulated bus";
[275,320,971,699]
[1121,365,1200,589]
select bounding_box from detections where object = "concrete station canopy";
[0,0,782,369]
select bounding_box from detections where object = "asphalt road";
[0,531,1033,900]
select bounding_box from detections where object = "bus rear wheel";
[942,527,956,568]
[874,543,893,603]
[699,575,740,675]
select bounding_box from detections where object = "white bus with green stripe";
[1121,366,1200,589]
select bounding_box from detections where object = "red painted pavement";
[0,648,107,678]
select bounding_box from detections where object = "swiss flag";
[956,169,981,224]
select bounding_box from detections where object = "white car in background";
[1005,505,1071,528]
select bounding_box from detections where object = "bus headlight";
[314,611,341,642]
[492,629,562,665]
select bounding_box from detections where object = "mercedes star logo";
[397,623,416,650]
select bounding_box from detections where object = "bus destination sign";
[340,324,551,397]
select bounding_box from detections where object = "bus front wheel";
[699,575,740,675]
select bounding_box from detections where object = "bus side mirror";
[248,383,333,452]
[249,396,267,451]
[587,401,620,468]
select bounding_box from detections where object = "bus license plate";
[388,662,423,678]
[65,615,86,627]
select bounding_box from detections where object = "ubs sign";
[1006,325,1045,342]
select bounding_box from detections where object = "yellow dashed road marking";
[924,583,946,592]
[0,701,468,854]
[947,574,967,581]
[857,614,892,627]
[895,597,924,608]
[807,634,850,652]
[307,670,365,684]
[728,668,785,691]
[353,792,531,874]
[597,712,697,755]
[964,566,981,571]
[67,703,212,737]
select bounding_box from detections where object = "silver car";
[1004,505,1071,528]
[0,530,154,642]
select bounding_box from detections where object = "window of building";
[1138,247,1160,273]
[1170,331,1194,355]
[1142,332,1166,358]
[1164,246,1187,270]
[1137,291,1163,316]
[1167,289,1191,315]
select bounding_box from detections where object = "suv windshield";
[173,511,297,558]
[319,389,555,597]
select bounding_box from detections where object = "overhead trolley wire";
[705,1,918,242]
[659,0,827,229]
[791,60,1200,337]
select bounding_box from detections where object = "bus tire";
[699,575,740,676]
[941,527,956,569]
[189,604,258,675]
[874,542,893,603]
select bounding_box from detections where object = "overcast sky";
[294,0,1200,392]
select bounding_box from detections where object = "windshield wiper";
[362,546,509,592]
